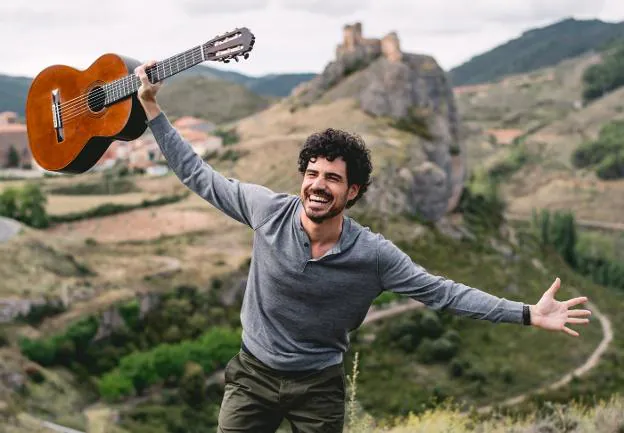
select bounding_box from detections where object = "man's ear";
[348,184,360,201]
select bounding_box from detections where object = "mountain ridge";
[450,17,624,86]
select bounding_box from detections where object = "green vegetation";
[532,208,624,291]
[0,183,49,228]
[98,327,240,401]
[47,177,139,195]
[572,120,624,179]
[390,108,433,140]
[213,128,239,146]
[49,192,189,224]
[346,395,624,432]
[582,43,624,103]
[7,145,20,168]
[18,283,239,375]
[450,18,624,86]
[457,170,507,234]
[487,145,530,182]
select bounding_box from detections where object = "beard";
[302,187,347,223]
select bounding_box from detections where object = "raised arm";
[135,61,288,229]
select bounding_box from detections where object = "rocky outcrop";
[93,307,128,341]
[291,23,465,221]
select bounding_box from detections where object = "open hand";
[530,277,591,337]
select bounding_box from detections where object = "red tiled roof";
[486,129,524,145]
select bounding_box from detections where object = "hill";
[0,65,315,117]
[157,75,273,124]
[179,66,317,97]
[450,18,624,86]
[453,45,624,226]
[0,75,31,119]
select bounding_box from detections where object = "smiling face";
[300,156,360,224]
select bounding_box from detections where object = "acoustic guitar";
[25,27,255,174]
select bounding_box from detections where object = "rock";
[93,307,127,341]
[1,372,25,392]
[290,22,465,221]
[138,291,160,319]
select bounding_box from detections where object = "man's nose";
[311,176,326,189]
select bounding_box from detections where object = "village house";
[0,111,32,169]
[485,128,524,145]
[92,115,223,172]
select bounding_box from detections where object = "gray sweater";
[149,112,525,371]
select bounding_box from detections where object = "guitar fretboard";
[103,45,205,105]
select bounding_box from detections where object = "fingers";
[546,277,561,296]
[568,309,591,318]
[134,60,158,85]
[563,326,579,337]
[565,296,588,308]
[567,318,590,325]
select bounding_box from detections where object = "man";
[134,62,591,433]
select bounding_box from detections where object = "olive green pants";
[217,349,346,433]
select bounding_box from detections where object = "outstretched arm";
[377,236,591,336]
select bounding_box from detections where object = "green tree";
[179,362,206,409]
[0,187,19,219]
[583,44,624,103]
[7,145,20,167]
[550,211,577,267]
[16,183,49,228]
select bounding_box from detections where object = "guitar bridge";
[51,89,64,143]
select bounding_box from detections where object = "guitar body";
[26,54,147,174]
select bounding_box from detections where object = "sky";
[1,0,624,79]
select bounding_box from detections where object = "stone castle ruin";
[336,23,402,63]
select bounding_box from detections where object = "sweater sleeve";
[148,112,289,229]
[377,235,524,324]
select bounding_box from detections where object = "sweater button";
[304,242,309,247]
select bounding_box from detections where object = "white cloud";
[277,0,371,16]
[179,0,271,14]
[0,0,623,79]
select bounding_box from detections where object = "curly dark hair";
[298,128,372,208]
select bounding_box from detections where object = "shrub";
[572,121,624,179]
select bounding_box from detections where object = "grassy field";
[345,223,605,421]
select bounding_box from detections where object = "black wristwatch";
[523,304,532,326]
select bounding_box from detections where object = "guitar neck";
[103,45,206,105]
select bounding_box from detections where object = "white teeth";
[310,194,329,203]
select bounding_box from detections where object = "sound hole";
[87,86,106,112]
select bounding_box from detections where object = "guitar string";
[58,45,204,112]
[59,49,203,119]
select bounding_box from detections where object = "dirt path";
[362,299,424,325]
[478,298,613,413]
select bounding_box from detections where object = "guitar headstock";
[202,27,255,63]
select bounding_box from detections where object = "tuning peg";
[243,53,249,59]
[223,59,229,63]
